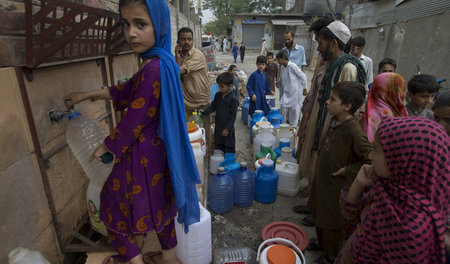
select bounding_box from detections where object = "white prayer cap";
[326,21,351,44]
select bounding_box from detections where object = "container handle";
[256,237,306,264]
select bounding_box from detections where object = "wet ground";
[209,51,322,262]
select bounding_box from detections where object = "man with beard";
[175,27,211,120]
[294,22,366,261]
[282,31,307,72]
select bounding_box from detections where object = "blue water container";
[208,167,233,214]
[242,97,250,125]
[221,153,240,176]
[255,159,279,204]
[268,108,282,129]
[274,138,295,158]
[232,162,254,207]
[250,111,264,143]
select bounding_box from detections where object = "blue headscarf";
[119,0,200,232]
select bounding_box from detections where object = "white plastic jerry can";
[174,203,212,264]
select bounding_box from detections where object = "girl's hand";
[251,95,257,101]
[64,92,86,109]
[89,143,109,163]
[355,165,375,188]
[332,167,346,177]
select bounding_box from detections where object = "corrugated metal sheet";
[349,0,450,29]
[393,0,450,22]
[271,19,306,26]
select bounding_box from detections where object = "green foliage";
[202,0,282,36]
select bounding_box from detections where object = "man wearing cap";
[298,21,366,264]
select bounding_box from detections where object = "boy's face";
[267,56,273,64]
[351,45,363,57]
[277,57,287,66]
[434,106,450,135]
[257,62,266,72]
[378,64,395,74]
[326,90,351,117]
[218,83,232,94]
[407,91,436,109]
[229,68,237,75]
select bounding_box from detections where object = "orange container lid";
[186,122,199,133]
[267,245,296,264]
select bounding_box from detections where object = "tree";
[202,0,282,36]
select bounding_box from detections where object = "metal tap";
[49,100,75,122]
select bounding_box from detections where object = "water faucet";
[49,100,76,122]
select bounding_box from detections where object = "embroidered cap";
[326,21,351,44]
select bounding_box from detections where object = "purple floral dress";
[100,58,177,237]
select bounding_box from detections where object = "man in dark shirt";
[203,72,239,153]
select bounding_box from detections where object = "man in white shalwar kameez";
[276,50,307,127]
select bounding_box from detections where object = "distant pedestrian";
[260,38,267,56]
[377,58,396,75]
[239,42,246,63]
[246,55,274,116]
[351,36,373,86]
[222,36,228,54]
[215,39,220,51]
[265,52,279,93]
[232,42,239,63]
[276,50,307,127]
[203,72,239,153]
[406,74,440,120]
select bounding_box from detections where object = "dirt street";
[209,50,322,262]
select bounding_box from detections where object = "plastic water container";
[221,153,240,176]
[255,159,279,204]
[268,108,282,129]
[187,122,206,154]
[242,97,250,125]
[266,94,276,108]
[8,247,50,264]
[175,203,212,264]
[275,124,297,148]
[65,111,112,236]
[208,167,233,214]
[250,110,264,142]
[257,238,305,264]
[276,161,300,197]
[192,143,205,186]
[188,112,202,127]
[277,147,297,163]
[232,162,255,207]
[253,123,276,161]
[255,142,277,163]
[210,149,225,174]
[274,138,295,158]
[213,246,257,264]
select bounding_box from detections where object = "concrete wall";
[351,10,450,82]
[0,0,201,262]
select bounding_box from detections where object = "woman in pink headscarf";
[361,72,408,142]
[336,116,450,263]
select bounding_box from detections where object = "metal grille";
[25,0,129,67]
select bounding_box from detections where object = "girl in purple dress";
[64,0,201,263]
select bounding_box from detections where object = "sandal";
[102,255,119,264]
[307,238,323,251]
[301,215,315,227]
[292,205,310,214]
[143,251,162,264]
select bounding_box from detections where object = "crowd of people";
[229,17,449,264]
[61,0,449,262]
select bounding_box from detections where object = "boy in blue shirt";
[232,42,239,63]
[246,55,274,116]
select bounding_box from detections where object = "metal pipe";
[15,66,65,251]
